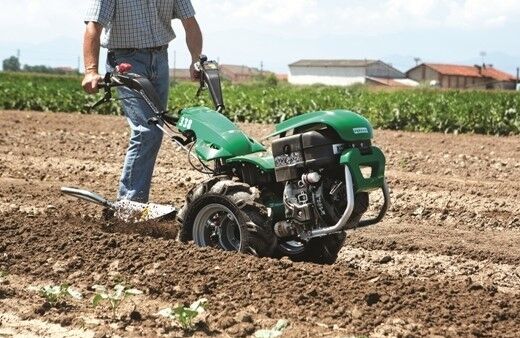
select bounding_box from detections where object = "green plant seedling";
[157,298,208,330]
[0,270,7,280]
[92,284,142,319]
[29,284,83,306]
[254,319,289,338]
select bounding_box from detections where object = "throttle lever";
[89,93,111,111]
[195,55,207,97]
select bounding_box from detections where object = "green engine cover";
[265,110,373,141]
[177,107,265,161]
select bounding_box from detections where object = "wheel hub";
[193,204,241,251]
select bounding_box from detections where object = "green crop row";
[1,72,519,135]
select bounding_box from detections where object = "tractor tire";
[277,232,346,265]
[178,177,277,257]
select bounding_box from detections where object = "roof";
[289,59,379,68]
[220,64,265,76]
[480,67,516,81]
[366,77,417,87]
[417,63,515,81]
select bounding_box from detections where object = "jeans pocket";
[113,49,138,63]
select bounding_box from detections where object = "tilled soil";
[0,110,519,337]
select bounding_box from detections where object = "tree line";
[2,56,79,75]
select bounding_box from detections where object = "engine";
[271,128,369,238]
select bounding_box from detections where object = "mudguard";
[177,107,265,161]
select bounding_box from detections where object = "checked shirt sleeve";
[172,0,196,20]
[84,0,115,27]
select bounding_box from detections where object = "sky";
[0,0,519,74]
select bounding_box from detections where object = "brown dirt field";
[0,110,519,337]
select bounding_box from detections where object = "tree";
[3,56,21,72]
[23,64,50,73]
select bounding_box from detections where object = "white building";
[288,59,417,87]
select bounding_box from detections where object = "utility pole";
[479,51,487,66]
[260,61,264,75]
[16,49,20,62]
[413,57,421,66]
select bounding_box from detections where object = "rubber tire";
[277,232,346,265]
[178,177,277,257]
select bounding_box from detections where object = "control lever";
[194,55,225,112]
[88,73,113,111]
[195,55,211,98]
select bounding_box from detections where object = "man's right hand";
[82,72,103,94]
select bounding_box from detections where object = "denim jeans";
[106,48,169,203]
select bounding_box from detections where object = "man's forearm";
[83,22,103,74]
[183,17,203,62]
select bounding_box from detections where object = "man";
[82,0,202,203]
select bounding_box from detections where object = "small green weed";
[254,319,289,338]
[157,298,208,330]
[29,284,83,306]
[92,284,142,319]
[0,270,7,280]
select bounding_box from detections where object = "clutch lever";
[87,73,114,111]
[88,85,112,111]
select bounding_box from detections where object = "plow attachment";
[60,187,176,222]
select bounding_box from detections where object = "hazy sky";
[1,0,519,74]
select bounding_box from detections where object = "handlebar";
[87,56,225,149]
[194,55,225,113]
[89,63,166,113]
[89,55,225,124]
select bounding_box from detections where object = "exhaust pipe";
[307,166,355,238]
[306,166,390,239]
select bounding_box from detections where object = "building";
[276,73,288,82]
[288,59,418,87]
[169,68,191,82]
[220,64,275,83]
[170,65,276,83]
[406,63,517,90]
[54,67,77,74]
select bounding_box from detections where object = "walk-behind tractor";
[62,56,389,264]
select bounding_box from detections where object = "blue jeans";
[106,48,169,203]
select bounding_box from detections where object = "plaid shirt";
[85,0,195,49]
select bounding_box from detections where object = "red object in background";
[116,63,132,73]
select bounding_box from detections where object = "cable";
[187,141,214,175]
[188,143,213,174]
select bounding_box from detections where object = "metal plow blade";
[60,187,176,222]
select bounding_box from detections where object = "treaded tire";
[277,232,346,265]
[178,177,277,257]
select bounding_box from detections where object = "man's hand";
[190,62,200,81]
[182,17,203,82]
[82,72,103,94]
